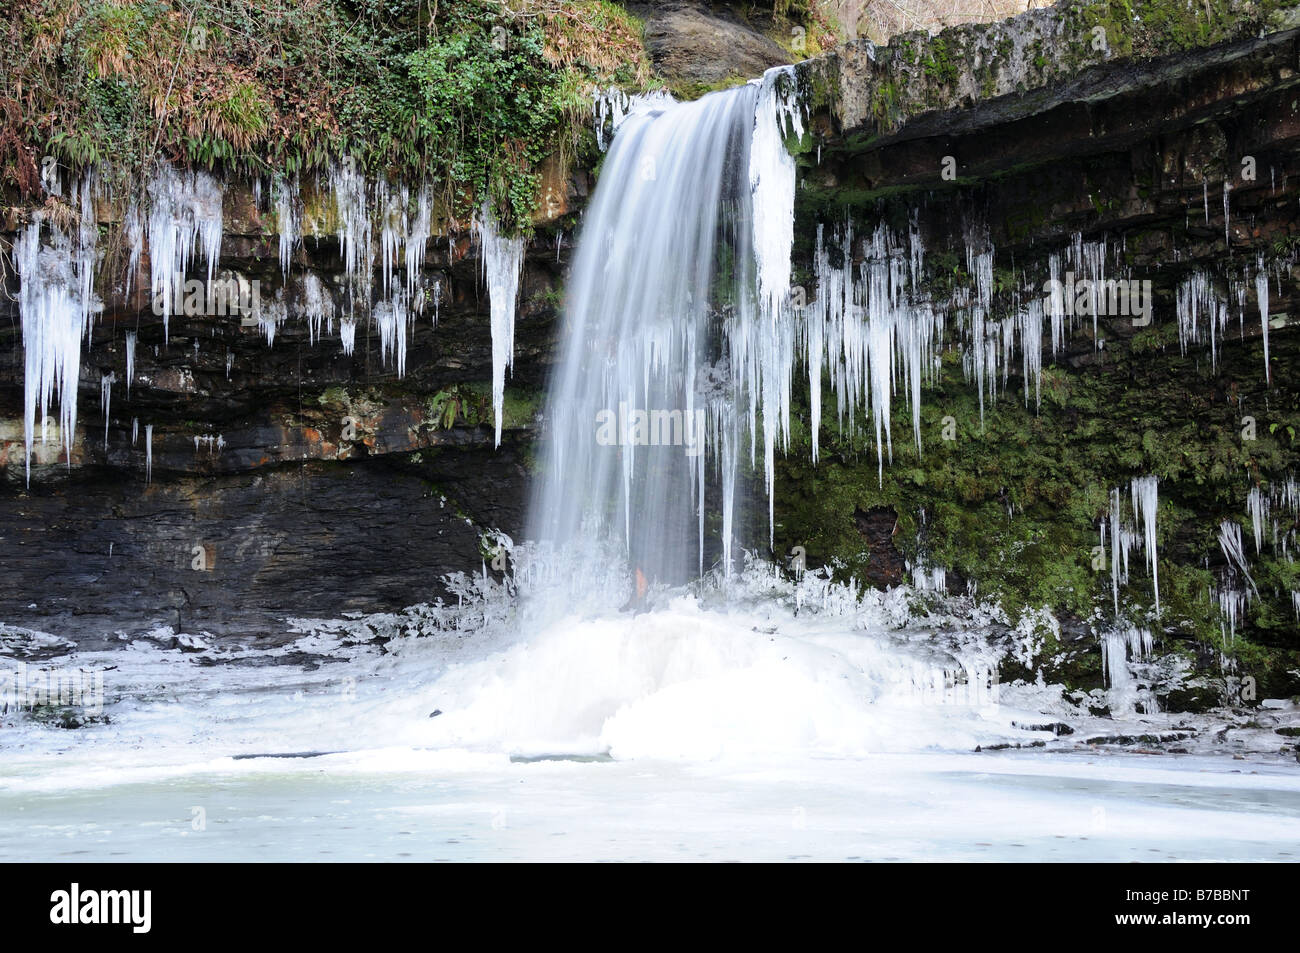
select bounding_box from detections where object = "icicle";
[123,202,143,298]
[473,203,526,448]
[302,273,335,345]
[1046,252,1066,356]
[405,184,432,304]
[1247,486,1268,554]
[374,294,408,377]
[147,163,223,343]
[1131,475,1160,615]
[15,189,102,483]
[750,65,802,321]
[340,318,357,356]
[1256,254,1270,384]
[125,331,137,397]
[1222,180,1231,248]
[225,351,234,380]
[967,246,994,424]
[132,417,138,446]
[99,372,114,449]
[1218,520,1258,599]
[274,174,300,278]
[145,423,154,483]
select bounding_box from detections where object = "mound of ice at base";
[417,594,1012,761]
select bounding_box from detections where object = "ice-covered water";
[2,564,1297,862]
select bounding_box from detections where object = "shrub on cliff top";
[0,0,652,228]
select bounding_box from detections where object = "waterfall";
[530,69,802,588]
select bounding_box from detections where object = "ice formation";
[473,203,526,447]
[274,174,300,278]
[124,331,137,396]
[374,295,408,378]
[331,160,372,302]
[147,163,224,342]
[14,172,101,483]
[100,372,114,449]
[750,66,802,322]
[1101,625,1155,712]
[302,273,336,345]
[1256,254,1270,384]
[1130,475,1160,615]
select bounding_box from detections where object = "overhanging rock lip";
[800,0,1300,156]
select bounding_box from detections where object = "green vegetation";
[773,259,1300,700]
[422,381,539,432]
[0,0,652,229]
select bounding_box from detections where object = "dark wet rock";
[975,740,1048,751]
[1160,684,1222,714]
[852,505,905,588]
[1085,731,1194,745]
[1011,720,1074,736]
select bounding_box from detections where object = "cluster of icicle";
[1101,626,1157,713]
[319,164,441,372]
[591,86,674,152]
[1094,479,1161,710]
[1176,255,1278,381]
[17,162,231,483]
[14,158,528,482]
[1099,475,1162,617]
[1216,478,1300,640]
[14,168,101,484]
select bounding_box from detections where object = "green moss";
[773,238,1300,694]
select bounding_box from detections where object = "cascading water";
[529,71,802,588]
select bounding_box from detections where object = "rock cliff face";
[628,1,793,92]
[776,0,1300,701]
[0,171,585,638]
